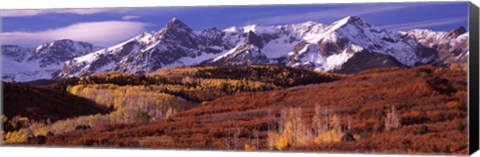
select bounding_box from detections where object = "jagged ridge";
[2,16,469,82]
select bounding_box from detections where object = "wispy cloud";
[379,16,466,31]
[1,21,149,47]
[1,7,188,17]
[246,3,425,25]
[122,15,141,20]
[0,8,113,17]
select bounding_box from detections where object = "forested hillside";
[3,65,343,145]
[29,65,468,155]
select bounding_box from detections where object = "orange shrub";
[446,101,461,109]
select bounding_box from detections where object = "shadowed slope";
[3,82,112,122]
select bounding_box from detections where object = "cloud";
[247,3,425,25]
[1,21,149,47]
[122,15,141,20]
[0,8,113,17]
[1,7,188,17]
[379,17,466,31]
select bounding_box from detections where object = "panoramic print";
[1,2,470,155]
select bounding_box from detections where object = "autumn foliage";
[3,65,469,155]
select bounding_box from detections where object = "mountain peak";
[223,26,238,32]
[168,17,186,26]
[299,21,320,26]
[134,32,153,43]
[37,39,96,50]
[336,16,361,24]
[330,16,370,30]
[53,39,74,43]
[244,31,264,48]
[164,17,192,33]
[345,16,362,21]
[448,26,467,38]
[35,39,90,51]
[243,24,258,33]
[39,39,74,47]
[41,39,97,48]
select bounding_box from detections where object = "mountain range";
[2,16,469,82]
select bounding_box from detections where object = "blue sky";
[1,2,469,47]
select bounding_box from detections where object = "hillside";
[41,65,468,155]
[3,65,342,144]
[3,82,112,122]
[57,65,343,103]
[2,81,112,143]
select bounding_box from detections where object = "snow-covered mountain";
[286,16,441,71]
[2,16,470,81]
[57,18,236,78]
[402,26,469,64]
[2,39,101,82]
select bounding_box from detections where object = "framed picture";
[1,0,479,156]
